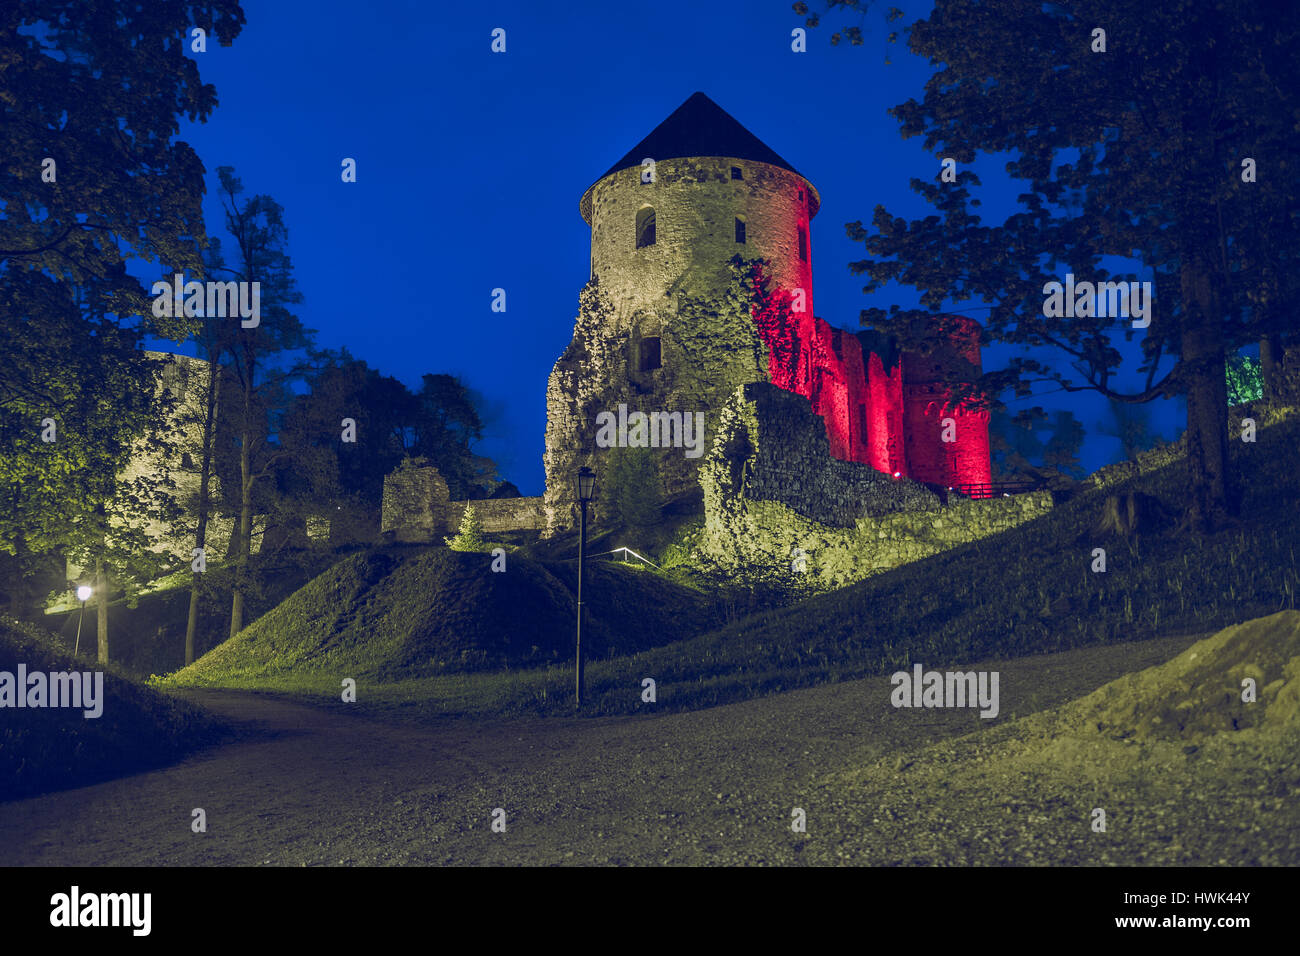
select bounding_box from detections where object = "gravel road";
[4,630,1292,866]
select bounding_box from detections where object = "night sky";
[154,0,1185,495]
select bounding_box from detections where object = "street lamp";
[575,466,596,707]
[74,584,92,657]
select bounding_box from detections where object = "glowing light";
[76,585,92,602]
[893,471,901,478]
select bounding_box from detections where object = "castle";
[542,92,992,532]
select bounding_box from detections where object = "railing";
[587,546,662,569]
[937,480,1049,500]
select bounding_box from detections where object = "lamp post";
[73,585,92,658]
[575,466,596,707]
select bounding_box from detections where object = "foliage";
[1226,354,1264,406]
[1,0,244,562]
[445,505,486,552]
[990,406,1086,481]
[411,373,495,499]
[832,0,1299,529]
[1096,397,1162,463]
[601,446,662,529]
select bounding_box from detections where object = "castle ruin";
[543,92,993,533]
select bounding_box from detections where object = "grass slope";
[167,545,720,685]
[1,618,226,801]
[168,411,1300,722]
[39,548,351,677]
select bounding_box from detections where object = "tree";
[821,0,1299,530]
[411,373,493,499]
[284,352,415,540]
[445,505,485,552]
[1,1,244,557]
[1096,397,1159,464]
[2,0,244,654]
[208,167,310,638]
[178,286,235,665]
[989,406,1084,483]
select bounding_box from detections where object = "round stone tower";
[544,93,821,531]
[580,91,819,324]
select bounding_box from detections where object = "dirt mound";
[1056,611,1300,742]
[170,545,718,683]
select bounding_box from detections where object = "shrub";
[601,446,662,529]
[445,505,486,551]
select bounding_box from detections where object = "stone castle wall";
[699,383,1052,588]
[445,497,546,535]
[703,382,941,528]
[381,462,544,541]
[380,462,450,542]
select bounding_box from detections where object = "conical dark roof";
[580,92,819,222]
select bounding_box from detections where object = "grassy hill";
[166,545,722,685]
[0,618,226,801]
[159,408,1300,720]
[39,548,351,677]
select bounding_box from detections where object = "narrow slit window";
[735,217,746,243]
[636,206,656,248]
[797,225,808,261]
[731,166,743,180]
[640,337,662,371]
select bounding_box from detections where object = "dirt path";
[2,632,1251,866]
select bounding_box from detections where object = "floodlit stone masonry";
[699,383,1053,588]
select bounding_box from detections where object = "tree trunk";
[95,557,109,664]
[1258,335,1279,400]
[229,382,254,640]
[185,355,221,665]
[1181,262,1233,531]
[1094,492,1167,538]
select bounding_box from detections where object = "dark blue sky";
[164,0,1184,494]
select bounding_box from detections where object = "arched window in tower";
[731,166,743,180]
[640,337,662,371]
[797,225,808,262]
[735,216,746,244]
[635,206,656,248]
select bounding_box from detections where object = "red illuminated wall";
[749,288,991,492]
